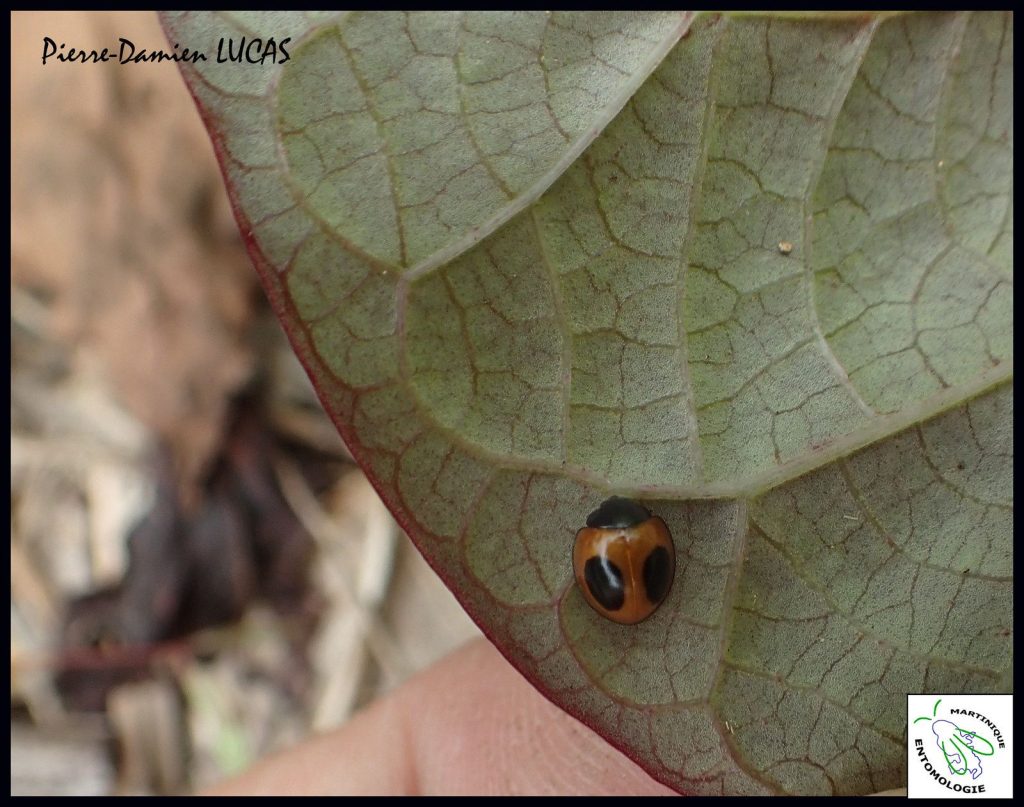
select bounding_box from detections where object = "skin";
[204,638,676,796]
[204,637,908,796]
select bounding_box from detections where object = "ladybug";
[572,496,675,625]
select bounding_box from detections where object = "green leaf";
[163,11,1012,795]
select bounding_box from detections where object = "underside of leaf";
[163,11,1012,795]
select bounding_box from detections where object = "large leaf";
[162,11,1012,795]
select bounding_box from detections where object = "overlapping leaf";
[163,11,1012,794]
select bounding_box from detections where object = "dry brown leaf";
[12,11,257,499]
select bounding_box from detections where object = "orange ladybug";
[572,497,675,625]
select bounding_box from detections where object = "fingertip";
[200,683,413,795]
[399,638,678,796]
[203,637,678,796]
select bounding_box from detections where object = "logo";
[908,694,1012,798]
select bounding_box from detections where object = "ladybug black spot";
[584,556,625,611]
[642,545,672,604]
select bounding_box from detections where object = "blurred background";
[11,11,481,794]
